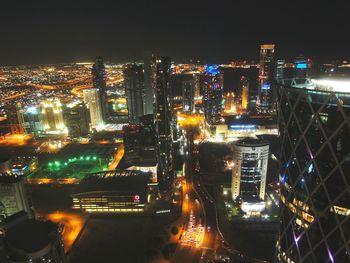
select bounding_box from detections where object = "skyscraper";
[5,103,25,135]
[182,79,194,113]
[275,59,285,82]
[258,44,275,114]
[143,52,156,115]
[92,57,107,121]
[122,124,141,165]
[203,65,224,124]
[240,76,249,111]
[231,139,269,207]
[63,102,90,138]
[276,79,350,262]
[154,57,174,192]
[83,89,103,128]
[40,99,67,134]
[124,64,145,123]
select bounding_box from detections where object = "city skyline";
[1,1,350,65]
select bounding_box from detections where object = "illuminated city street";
[1,2,349,262]
[43,212,87,253]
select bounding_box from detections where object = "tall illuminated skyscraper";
[258,44,275,113]
[275,59,285,82]
[276,79,350,262]
[83,89,103,128]
[240,76,249,111]
[124,64,145,123]
[182,79,194,113]
[144,52,156,115]
[154,57,174,192]
[92,57,107,121]
[40,99,67,134]
[203,65,223,124]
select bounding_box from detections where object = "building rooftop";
[73,170,150,200]
[235,138,269,147]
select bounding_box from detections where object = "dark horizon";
[1,0,350,65]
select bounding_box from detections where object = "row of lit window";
[84,208,144,212]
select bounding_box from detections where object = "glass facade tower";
[277,80,350,262]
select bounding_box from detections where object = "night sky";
[1,0,350,65]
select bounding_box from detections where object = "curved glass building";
[277,79,350,262]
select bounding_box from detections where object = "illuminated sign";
[133,195,140,203]
[230,124,256,130]
[296,63,307,69]
[205,64,220,75]
[261,84,270,90]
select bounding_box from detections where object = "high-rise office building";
[182,79,194,113]
[276,79,350,262]
[154,57,174,192]
[63,102,90,138]
[203,65,224,124]
[5,103,25,135]
[40,99,67,134]
[143,52,156,115]
[122,124,141,165]
[231,139,269,206]
[258,44,275,113]
[240,76,249,111]
[193,74,201,99]
[0,174,32,221]
[276,59,285,82]
[124,64,145,123]
[23,106,43,134]
[139,114,157,163]
[83,89,103,128]
[0,212,65,263]
[92,57,107,121]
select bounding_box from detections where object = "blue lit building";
[203,65,224,124]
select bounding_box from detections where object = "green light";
[93,156,97,160]
[86,156,90,161]
[48,163,52,166]
[55,161,60,166]
[80,156,83,160]
[64,162,68,166]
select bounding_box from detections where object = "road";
[171,130,218,263]
[41,211,87,253]
[108,143,124,170]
